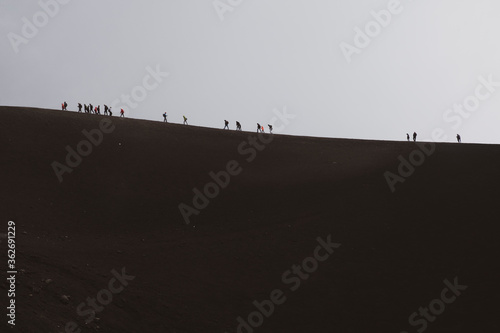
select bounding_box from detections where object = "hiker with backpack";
[163,112,167,122]
[183,116,188,125]
[268,124,273,134]
[236,121,242,131]
[257,123,262,133]
[120,109,125,117]
[224,120,229,130]
[78,103,82,113]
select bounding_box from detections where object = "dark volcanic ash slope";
[0,106,499,333]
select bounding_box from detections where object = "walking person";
[224,120,229,130]
[257,123,262,133]
[268,124,273,134]
[78,103,82,113]
[413,132,417,142]
[104,105,109,115]
[406,133,410,142]
[456,134,461,143]
[183,116,188,125]
[109,107,113,116]
[236,121,242,131]
[163,112,168,122]
[120,109,125,118]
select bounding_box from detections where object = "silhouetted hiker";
[457,134,461,143]
[236,121,242,131]
[183,116,188,125]
[61,103,64,111]
[257,123,262,133]
[84,104,88,113]
[406,133,410,141]
[97,105,101,115]
[104,105,109,115]
[262,125,265,133]
[120,109,125,118]
[268,124,273,134]
[413,132,417,142]
[78,103,82,113]
[62,101,67,111]
[89,104,93,113]
[109,108,113,116]
[163,112,167,122]
[224,120,229,130]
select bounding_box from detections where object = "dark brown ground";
[0,106,499,333]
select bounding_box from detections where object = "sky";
[2,0,500,143]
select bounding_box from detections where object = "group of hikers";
[161,113,273,133]
[407,132,461,143]
[62,102,463,141]
[62,102,125,117]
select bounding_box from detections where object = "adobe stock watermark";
[51,118,115,183]
[400,277,467,333]
[64,267,135,333]
[110,65,169,116]
[226,234,341,333]
[440,74,500,135]
[384,74,499,193]
[213,0,244,21]
[340,0,417,64]
[384,141,435,193]
[7,0,72,54]
[179,106,296,225]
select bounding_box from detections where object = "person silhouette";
[257,123,262,133]
[163,112,167,122]
[406,133,410,141]
[224,120,229,130]
[413,132,417,142]
[120,109,124,117]
[236,121,242,131]
[268,124,273,134]
[104,105,109,115]
[78,103,82,113]
[183,116,188,125]
[456,134,461,143]
[109,107,113,116]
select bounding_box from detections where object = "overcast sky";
[2,0,500,143]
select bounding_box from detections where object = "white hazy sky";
[2,0,500,143]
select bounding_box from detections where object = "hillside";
[0,106,499,332]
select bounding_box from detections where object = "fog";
[2,0,500,143]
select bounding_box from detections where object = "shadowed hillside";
[0,106,499,332]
